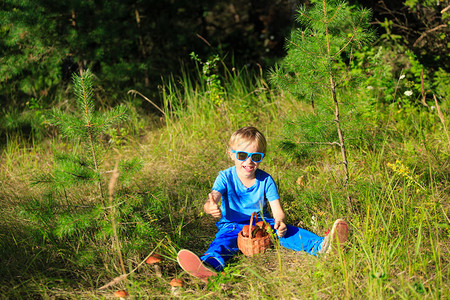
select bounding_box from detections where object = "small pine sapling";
[44,69,130,200]
[271,0,374,185]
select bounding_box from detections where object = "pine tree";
[43,69,130,199]
[271,0,374,185]
[23,70,148,274]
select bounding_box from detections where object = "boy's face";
[229,140,263,180]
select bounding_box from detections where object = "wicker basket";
[237,212,272,256]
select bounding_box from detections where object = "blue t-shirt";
[212,166,279,227]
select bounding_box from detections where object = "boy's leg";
[278,224,324,255]
[200,223,244,271]
[261,218,323,255]
[268,218,349,255]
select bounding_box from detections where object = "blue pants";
[200,218,324,271]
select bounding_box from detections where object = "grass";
[0,63,449,299]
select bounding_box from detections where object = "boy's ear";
[228,150,235,160]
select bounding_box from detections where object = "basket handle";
[248,212,258,240]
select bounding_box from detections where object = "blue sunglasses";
[231,150,265,163]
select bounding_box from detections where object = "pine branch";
[331,10,367,61]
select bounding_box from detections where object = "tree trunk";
[323,0,350,185]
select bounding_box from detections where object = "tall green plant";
[25,69,145,278]
[44,69,129,199]
[271,0,374,184]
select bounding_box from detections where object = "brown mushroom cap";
[170,278,183,287]
[242,225,251,237]
[146,254,162,264]
[255,228,267,238]
[114,290,128,297]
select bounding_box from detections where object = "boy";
[177,126,349,279]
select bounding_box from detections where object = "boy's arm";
[203,191,222,218]
[269,199,287,237]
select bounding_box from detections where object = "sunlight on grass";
[1,58,449,299]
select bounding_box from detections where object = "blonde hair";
[229,126,267,153]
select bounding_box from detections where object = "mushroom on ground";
[170,278,184,295]
[114,290,128,298]
[146,254,163,277]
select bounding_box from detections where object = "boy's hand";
[274,220,287,238]
[204,192,222,218]
[268,199,286,237]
